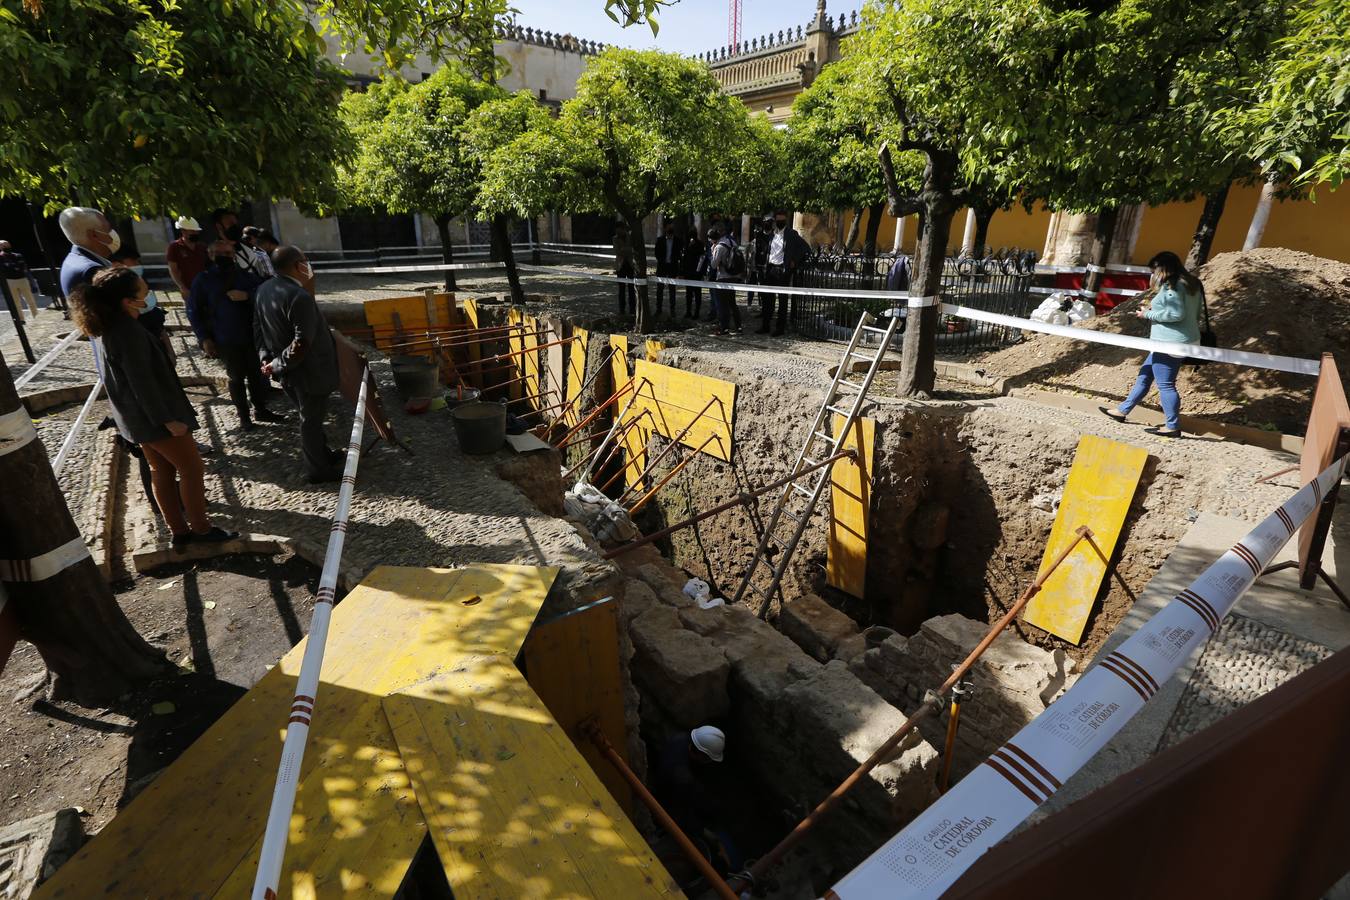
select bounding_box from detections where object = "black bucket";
[451,401,507,455]
[390,354,440,399]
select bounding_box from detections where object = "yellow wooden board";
[363,294,459,353]
[608,336,645,490]
[523,314,542,413]
[542,316,566,419]
[1022,434,1148,644]
[522,599,632,814]
[384,654,680,899]
[631,360,737,463]
[507,308,525,401]
[36,564,559,900]
[644,339,666,362]
[827,414,875,600]
[564,327,590,429]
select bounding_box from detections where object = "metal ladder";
[733,311,902,616]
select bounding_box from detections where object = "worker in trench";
[650,725,745,880]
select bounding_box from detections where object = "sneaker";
[190,526,239,543]
[253,408,287,423]
[327,448,345,466]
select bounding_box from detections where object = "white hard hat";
[175,215,201,232]
[690,725,725,762]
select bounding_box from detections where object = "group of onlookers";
[56,205,345,550]
[616,211,811,336]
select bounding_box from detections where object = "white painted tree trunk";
[1243,181,1277,251]
[961,208,977,255]
[893,214,906,252]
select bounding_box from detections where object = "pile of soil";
[977,248,1350,433]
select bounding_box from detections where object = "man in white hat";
[166,214,207,302]
[652,725,742,876]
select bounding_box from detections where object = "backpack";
[727,246,746,278]
[1191,284,1217,364]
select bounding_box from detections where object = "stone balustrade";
[494,20,609,56]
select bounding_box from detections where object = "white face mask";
[299,261,313,279]
[104,227,121,255]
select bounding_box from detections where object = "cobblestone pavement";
[1157,613,1333,751]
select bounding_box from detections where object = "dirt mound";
[977,248,1350,432]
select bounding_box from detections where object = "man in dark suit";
[653,220,684,317]
[253,246,342,483]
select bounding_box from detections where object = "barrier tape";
[14,329,83,391]
[317,261,506,276]
[252,370,370,900]
[0,535,91,583]
[940,301,1318,375]
[830,452,1349,900]
[0,407,38,458]
[907,296,940,308]
[302,256,1318,377]
[1085,263,1107,274]
[50,381,102,477]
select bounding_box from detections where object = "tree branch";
[879,142,923,217]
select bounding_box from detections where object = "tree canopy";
[479,47,762,329]
[0,0,351,215]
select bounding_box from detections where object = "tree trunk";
[897,166,957,398]
[973,205,995,258]
[627,217,651,334]
[0,348,169,705]
[1083,206,1118,294]
[1186,180,1231,271]
[491,215,524,305]
[434,213,457,292]
[862,202,884,258]
[844,206,864,251]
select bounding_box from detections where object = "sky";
[508,0,829,57]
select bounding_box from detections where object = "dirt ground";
[976,248,1350,432]
[0,553,320,833]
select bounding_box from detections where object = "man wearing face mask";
[760,210,810,336]
[254,246,342,483]
[188,240,285,432]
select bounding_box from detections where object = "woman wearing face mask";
[1100,251,1204,439]
[70,267,238,546]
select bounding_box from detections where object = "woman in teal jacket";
[1101,251,1202,438]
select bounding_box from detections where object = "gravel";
[1157,613,1332,751]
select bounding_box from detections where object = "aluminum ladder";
[733,311,902,617]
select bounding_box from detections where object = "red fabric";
[166,238,207,289]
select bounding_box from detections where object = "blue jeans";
[1119,351,1184,431]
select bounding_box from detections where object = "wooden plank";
[544,316,567,422]
[1298,354,1350,576]
[1022,435,1148,644]
[37,564,559,900]
[462,299,484,390]
[363,295,458,353]
[631,360,736,463]
[564,327,590,429]
[522,599,632,814]
[523,314,542,413]
[644,339,666,362]
[827,414,875,600]
[507,308,525,402]
[384,654,680,899]
[608,336,645,490]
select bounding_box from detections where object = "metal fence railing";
[782,249,1039,354]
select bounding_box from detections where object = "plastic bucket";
[390,354,440,399]
[451,401,507,455]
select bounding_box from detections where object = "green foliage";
[339,63,500,219]
[0,0,350,216]
[480,48,758,223]
[1236,0,1348,188]
[463,90,554,216]
[787,52,921,213]
[602,0,670,36]
[308,0,510,79]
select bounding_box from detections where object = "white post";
[252,373,370,900]
[892,214,906,253]
[1243,181,1277,251]
[412,214,424,249]
[961,207,977,255]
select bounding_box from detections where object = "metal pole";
[583,723,739,900]
[580,377,649,483]
[938,679,971,794]
[252,371,370,900]
[602,450,856,560]
[730,526,1094,892]
[553,374,632,449]
[27,201,65,312]
[627,434,719,515]
[617,396,719,505]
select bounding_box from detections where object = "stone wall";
[619,549,939,875]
